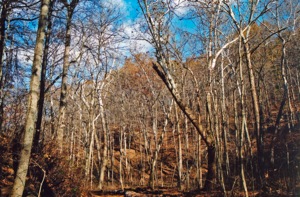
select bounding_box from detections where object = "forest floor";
[88,188,224,197]
[87,185,297,197]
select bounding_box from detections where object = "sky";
[120,0,191,21]
[113,0,195,55]
[125,1,141,20]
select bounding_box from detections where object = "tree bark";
[57,0,78,152]
[10,1,50,196]
[175,106,183,190]
[242,37,264,183]
[0,0,9,132]
[98,84,109,189]
[271,39,287,164]
[239,36,249,196]
[34,0,56,153]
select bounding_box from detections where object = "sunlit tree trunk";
[10,1,50,196]
[98,83,109,189]
[57,0,79,152]
[149,103,158,189]
[220,57,230,176]
[175,105,183,190]
[196,132,202,189]
[34,0,56,153]
[119,125,125,190]
[242,35,263,182]
[184,115,190,190]
[238,36,249,197]
[149,99,173,189]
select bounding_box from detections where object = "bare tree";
[10,0,50,196]
[222,0,277,186]
[138,0,217,190]
[270,0,300,165]
[33,0,57,153]
[57,0,79,151]
[0,0,40,132]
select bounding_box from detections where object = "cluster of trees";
[0,0,299,196]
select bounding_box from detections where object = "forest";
[0,0,300,196]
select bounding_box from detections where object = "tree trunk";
[10,1,50,196]
[98,87,108,189]
[34,0,55,153]
[270,37,293,164]
[149,105,158,189]
[57,0,78,151]
[119,126,124,190]
[242,36,264,183]
[57,12,72,152]
[204,145,216,191]
[153,62,217,191]
[196,133,202,189]
[175,106,183,190]
[0,0,9,132]
[239,36,249,196]
[203,92,216,191]
[220,58,230,176]
[139,0,217,190]
[149,100,173,189]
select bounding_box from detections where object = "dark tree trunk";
[204,145,216,191]
[0,1,8,132]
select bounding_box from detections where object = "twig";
[32,160,46,197]
[230,176,239,197]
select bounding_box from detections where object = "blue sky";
[115,0,196,53]
[125,0,141,20]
